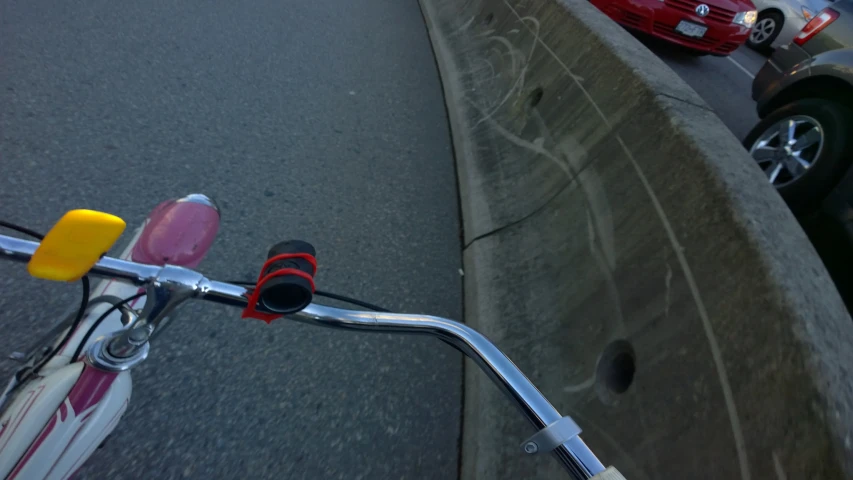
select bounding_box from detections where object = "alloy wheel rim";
[749,115,824,187]
[750,18,776,43]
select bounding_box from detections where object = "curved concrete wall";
[417,0,853,478]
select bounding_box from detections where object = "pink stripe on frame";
[7,368,117,478]
[66,367,118,414]
[0,385,46,455]
[58,398,128,480]
[7,411,59,478]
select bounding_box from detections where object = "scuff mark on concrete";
[453,15,475,35]
[515,16,539,97]
[484,36,521,75]
[567,409,654,480]
[467,99,573,177]
[563,374,595,393]
[473,58,496,78]
[665,261,673,317]
[772,451,787,480]
[587,209,625,337]
[474,15,539,126]
[563,139,615,270]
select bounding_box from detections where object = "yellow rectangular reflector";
[28,210,126,281]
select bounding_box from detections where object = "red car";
[591,0,759,56]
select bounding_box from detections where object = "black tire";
[743,98,853,215]
[747,11,783,51]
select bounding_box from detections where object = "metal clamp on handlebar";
[521,416,582,455]
[242,240,317,323]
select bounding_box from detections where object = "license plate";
[675,20,707,38]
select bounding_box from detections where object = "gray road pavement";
[0,0,462,478]
[639,37,767,141]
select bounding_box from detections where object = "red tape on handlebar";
[241,252,317,324]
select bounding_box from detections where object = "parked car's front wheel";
[743,98,853,215]
[747,11,783,50]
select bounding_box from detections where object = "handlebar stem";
[108,265,208,357]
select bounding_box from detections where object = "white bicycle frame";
[0,194,220,479]
[0,193,621,480]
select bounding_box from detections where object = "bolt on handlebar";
[0,234,605,479]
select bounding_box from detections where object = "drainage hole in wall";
[596,339,636,395]
[529,87,544,108]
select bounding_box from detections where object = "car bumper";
[752,57,785,102]
[593,0,752,55]
[770,16,807,49]
[752,43,811,111]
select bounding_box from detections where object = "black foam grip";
[257,240,316,314]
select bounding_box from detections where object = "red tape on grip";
[241,252,317,324]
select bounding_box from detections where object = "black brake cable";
[0,221,45,241]
[0,220,91,374]
[225,280,389,312]
[313,290,389,312]
[3,221,390,364]
[70,292,146,361]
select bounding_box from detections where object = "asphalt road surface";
[642,37,767,141]
[0,0,463,479]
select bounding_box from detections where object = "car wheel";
[748,11,783,50]
[743,98,853,215]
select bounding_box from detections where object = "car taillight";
[793,8,839,46]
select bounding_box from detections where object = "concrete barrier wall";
[417,0,853,478]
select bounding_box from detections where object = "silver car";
[747,0,835,49]
[746,0,853,215]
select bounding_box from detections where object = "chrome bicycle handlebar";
[0,234,605,479]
